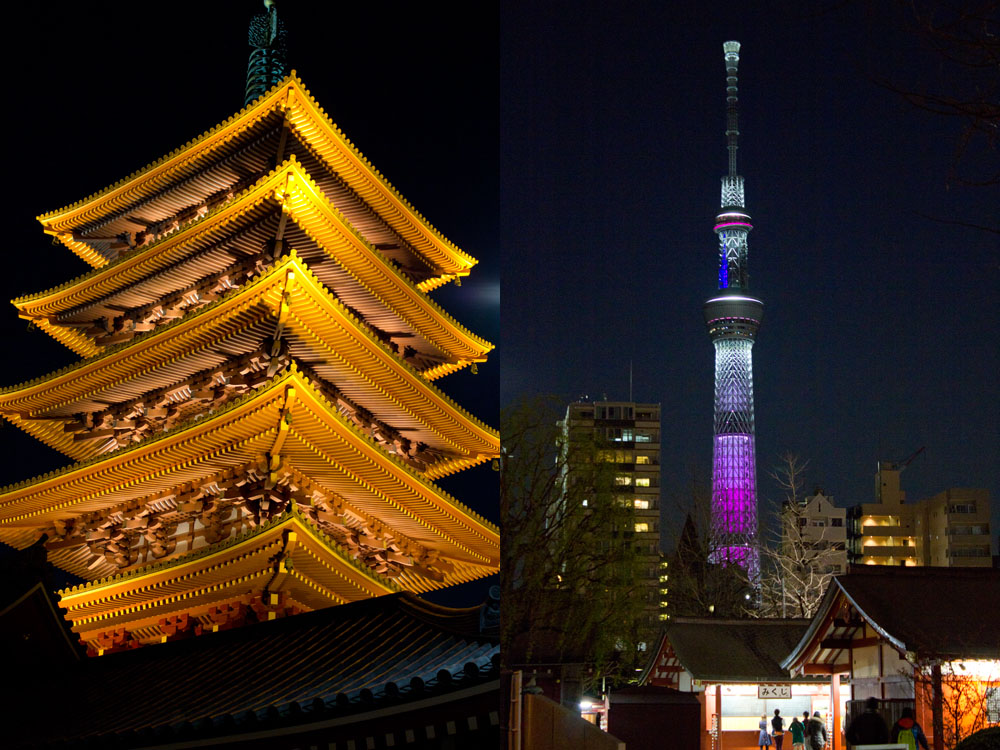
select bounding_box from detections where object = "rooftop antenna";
[245,0,289,107]
[723,40,740,178]
[629,360,633,402]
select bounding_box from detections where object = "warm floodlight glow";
[954,660,1000,680]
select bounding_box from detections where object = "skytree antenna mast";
[704,41,763,580]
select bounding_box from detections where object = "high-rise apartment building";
[915,488,992,567]
[848,463,992,567]
[561,400,664,636]
[848,461,919,566]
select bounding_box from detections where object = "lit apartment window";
[635,522,649,533]
[948,503,977,514]
[635,455,651,465]
[634,499,650,510]
[615,476,632,486]
[635,477,651,487]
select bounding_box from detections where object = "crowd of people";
[758,709,827,750]
[755,698,928,750]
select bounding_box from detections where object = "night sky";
[2,2,997,616]
[502,2,999,548]
[3,2,498,606]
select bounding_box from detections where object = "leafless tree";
[757,454,843,619]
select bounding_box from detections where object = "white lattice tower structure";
[703,41,764,579]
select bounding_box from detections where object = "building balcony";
[861,545,917,558]
[946,527,990,536]
[859,526,905,537]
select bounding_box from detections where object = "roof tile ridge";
[286,368,499,540]
[0,369,294,499]
[285,163,493,355]
[17,162,299,308]
[37,75,296,224]
[2,254,289,397]
[286,76,477,268]
[286,256,499,444]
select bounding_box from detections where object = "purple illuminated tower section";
[703,41,763,579]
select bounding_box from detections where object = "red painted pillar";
[831,673,841,750]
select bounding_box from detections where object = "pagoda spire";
[245,0,289,107]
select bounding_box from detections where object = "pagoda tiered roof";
[37,75,475,289]
[2,253,499,470]
[0,367,499,582]
[18,159,492,376]
[5,55,496,657]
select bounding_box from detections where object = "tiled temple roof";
[5,590,499,748]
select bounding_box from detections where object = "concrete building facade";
[914,488,992,567]
[848,462,992,568]
[784,491,848,576]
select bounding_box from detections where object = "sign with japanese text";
[758,685,791,699]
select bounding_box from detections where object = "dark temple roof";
[5,591,498,748]
[784,566,1000,670]
[665,617,817,682]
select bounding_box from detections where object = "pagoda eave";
[38,75,476,278]
[0,369,500,571]
[2,256,499,463]
[58,513,398,647]
[20,161,493,368]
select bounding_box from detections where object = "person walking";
[771,708,786,750]
[890,707,929,750]
[846,697,889,746]
[807,711,827,750]
[789,715,806,750]
[759,714,773,749]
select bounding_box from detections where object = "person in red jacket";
[890,707,929,750]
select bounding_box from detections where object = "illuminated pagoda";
[703,41,763,578]
[0,1,498,662]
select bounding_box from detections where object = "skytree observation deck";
[704,41,763,580]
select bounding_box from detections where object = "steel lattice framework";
[702,42,763,580]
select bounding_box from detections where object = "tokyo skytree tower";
[703,41,763,579]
